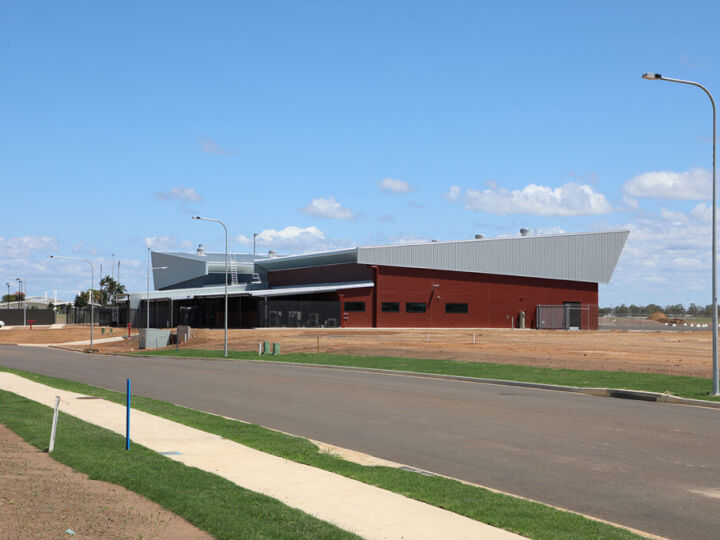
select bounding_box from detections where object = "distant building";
[122,230,628,330]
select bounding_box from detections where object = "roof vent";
[196,244,206,255]
[520,228,530,237]
[268,250,277,258]
[475,234,484,239]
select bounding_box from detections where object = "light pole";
[146,248,167,332]
[253,233,258,255]
[14,279,21,309]
[642,72,718,395]
[15,278,26,325]
[192,216,229,357]
[49,255,94,350]
[5,282,9,309]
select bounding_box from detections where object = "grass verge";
[1,366,641,539]
[0,388,358,540]
[140,348,720,402]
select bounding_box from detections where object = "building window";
[445,303,468,314]
[344,301,365,312]
[381,302,400,312]
[406,302,426,313]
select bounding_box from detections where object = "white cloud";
[197,136,235,156]
[392,234,430,244]
[622,168,710,200]
[535,226,567,235]
[444,185,461,201]
[621,195,639,209]
[0,236,58,258]
[660,208,689,226]
[463,182,612,216]
[602,205,714,305]
[300,196,355,220]
[689,203,712,224]
[672,257,703,269]
[145,236,177,250]
[236,226,324,252]
[155,186,203,203]
[660,203,710,227]
[378,177,413,193]
[235,225,355,254]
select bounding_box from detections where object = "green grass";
[141,348,720,402]
[0,389,358,540]
[0,366,641,539]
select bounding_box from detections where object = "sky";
[1,1,718,307]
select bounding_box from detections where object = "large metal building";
[124,230,628,330]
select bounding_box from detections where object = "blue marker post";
[126,378,131,450]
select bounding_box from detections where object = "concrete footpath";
[0,372,522,540]
[17,336,126,347]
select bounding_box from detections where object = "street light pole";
[642,72,718,395]
[192,216,229,357]
[253,233,258,255]
[49,255,94,350]
[15,278,26,325]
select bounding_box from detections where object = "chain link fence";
[536,304,593,329]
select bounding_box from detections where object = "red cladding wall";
[267,263,598,329]
[373,266,597,329]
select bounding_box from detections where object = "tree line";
[599,303,716,317]
[2,277,126,309]
[73,276,126,307]
[1,291,25,303]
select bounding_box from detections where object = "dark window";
[344,301,365,312]
[381,302,400,312]
[445,303,468,314]
[406,302,426,313]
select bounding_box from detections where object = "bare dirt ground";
[3,322,714,377]
[0,424,210,539]
[0,326,133,345]
[8,321,705,379]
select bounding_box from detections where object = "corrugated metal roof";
[357,230,628,284]
[255,248,357,271]
[147,230,628,296]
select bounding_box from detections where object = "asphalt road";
[1,345,718,539]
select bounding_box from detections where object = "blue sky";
[1,1,718,307]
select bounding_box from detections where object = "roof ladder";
[229,255,239,285]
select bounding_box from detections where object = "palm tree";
[99,276,127,305]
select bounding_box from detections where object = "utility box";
[139,328,172,350]
[176,325,191,344]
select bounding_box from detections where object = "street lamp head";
[48,255,54,259]
[642,73,662,80]
[192,216,201,220]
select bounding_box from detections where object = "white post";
[49,395,60,452]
